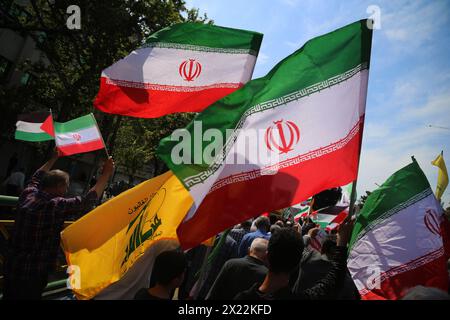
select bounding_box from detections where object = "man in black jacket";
[234,219,354,300]
[293,239,359,299]
[206,238,268,300]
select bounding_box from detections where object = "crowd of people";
[1,151,450,300]
[136,215,358,300]
[135,214,450,301]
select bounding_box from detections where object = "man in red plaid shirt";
[3,149,115,300]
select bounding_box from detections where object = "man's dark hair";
[269,214,278,225]
[240,219,252,231]
[41,170,69,189]
[151,250,187,286]
[321,239,337,257]
[275,220,285,228]
[255,216,270,232]
[267,228,304,274]
[270,224,281,235]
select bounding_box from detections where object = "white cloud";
[284,13,349,51]
[364,122,391,140]
[402,90,450,124]
[257,52,269,65]
[358,142,449,204]
[358,101,450,205]
[382,1,449,50]
[279,0,300,7]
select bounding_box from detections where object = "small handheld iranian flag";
[42,114,106,156]
[15,111,54,142]
[348,158,450,300]
[94,23,263,118]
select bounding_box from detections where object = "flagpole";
[348,180,358,218]
[91,113,110,158]
[347,104,370,220]
[47,108,56,155]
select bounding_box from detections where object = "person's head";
[270,224,282,235]
[240,219,252,231]
[321,239,337,258]
[249,237,269,263]
[269,214,279,225]
[255,216,270,233]
[275,220,285,228]
[402,285,450,300]
[267,228,304,274]
[151,250,187,289]
[41,169,70,196]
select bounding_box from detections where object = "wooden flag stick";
[91,113,110,158]
[348,180,358,219]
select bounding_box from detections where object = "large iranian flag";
[348,158,450,300]
[94,23,262,118]
[157,20,372,249]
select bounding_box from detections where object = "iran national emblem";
[179,59,202,81]
[265,120,300,154]
[424,208,441,236]
[72,133,81,141]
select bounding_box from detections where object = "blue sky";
[185,0,450,205]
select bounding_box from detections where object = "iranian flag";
[157,20,372,249]
[348,158,450,300]
[41,114,105,156]
[94,23,262,118]
[15,111,54,142]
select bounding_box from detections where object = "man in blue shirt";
[238,216,271,257]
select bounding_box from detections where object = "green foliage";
[357,190,372,208]
[1,0,210,175]
[113,113,196,177]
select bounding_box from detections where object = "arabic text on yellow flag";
[61,171,193,300]
[431,151,449,201]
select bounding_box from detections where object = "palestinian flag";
[94,23,262,118]
[15,111,54,142]
[348,158,450,300]
[311,205,349,229]
[41,114,105,156]
[158,20,372,249]
[291,197,313,222]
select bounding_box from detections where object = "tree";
[1,0,210,174]
[113,112,196,179]
[357,190,372,208]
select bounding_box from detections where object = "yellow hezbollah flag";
[431,151,449,201]
[61,171,193,300]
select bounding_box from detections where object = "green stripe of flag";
[143,22,263,55]
[15,131,53,142]
[157,19,372,183]
[54,114,96,133]
[349,158,432,249]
